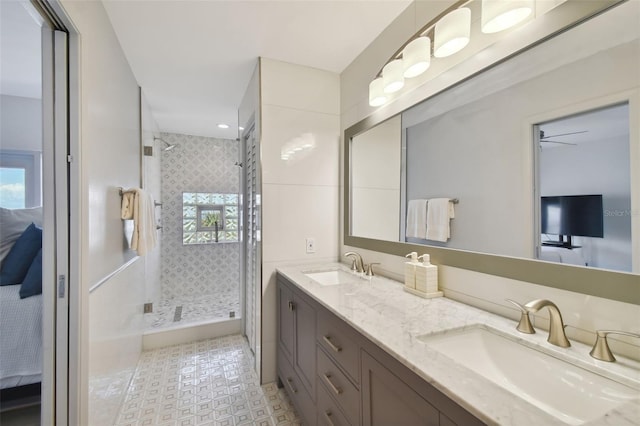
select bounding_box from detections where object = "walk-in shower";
[143,133,242,342]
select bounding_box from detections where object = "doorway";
[0,1,70,424]
[535,102,632,272]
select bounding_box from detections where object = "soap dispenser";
[404,252,419,290]
[415,254,443,298]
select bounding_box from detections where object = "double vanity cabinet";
[276,272,483,426]
[275,264,640,426]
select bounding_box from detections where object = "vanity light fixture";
[382,59,405,93]
[481,0,533,33]
[434,7,471,58]
[403,36,432,78]
[367,0,540,108]
[368,77,388,107]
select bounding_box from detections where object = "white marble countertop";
[276,262,640,426]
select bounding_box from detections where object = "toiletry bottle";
[404,252,419,289]
[416,254,439,295]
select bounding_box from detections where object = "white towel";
[426,198,455,242]
[406,199,428,239]
[129,188,157,256]
[120,192,135,219]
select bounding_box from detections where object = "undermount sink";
[418,326,639,425]
[303,269,360,286]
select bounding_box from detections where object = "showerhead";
[154,137,177,152]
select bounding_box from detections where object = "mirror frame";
[344,0,639,305]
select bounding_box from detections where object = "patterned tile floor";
[145,294,241,330]
[115,335,301,426]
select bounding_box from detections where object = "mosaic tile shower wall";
[160,132,240,302]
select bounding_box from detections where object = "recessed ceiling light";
[217,123,229,129]
[239,126,245,131]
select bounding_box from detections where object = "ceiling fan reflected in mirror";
[539,130,587,146]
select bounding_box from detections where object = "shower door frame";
[241,123,261,376]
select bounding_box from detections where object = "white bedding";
[0,284,43,389]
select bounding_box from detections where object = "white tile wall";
[259,58,341,383]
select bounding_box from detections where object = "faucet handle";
[506,299,535,334]
[365,263,380,277]
[590,330,640,362]
[348,258,358,272]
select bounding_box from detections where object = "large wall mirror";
[345,0,639,304]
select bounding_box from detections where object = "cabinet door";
[294,293,317,399]
[277,280,294,363]
[362,350,439,426]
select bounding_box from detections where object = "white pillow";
[0,207,43,263]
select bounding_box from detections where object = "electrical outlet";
[306,238,316,254]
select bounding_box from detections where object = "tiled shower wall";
[160,132,240,302]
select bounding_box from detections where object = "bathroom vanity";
[276,263,640,425]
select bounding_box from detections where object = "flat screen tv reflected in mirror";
[541,194,604,248]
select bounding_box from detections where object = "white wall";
[340,1,640,360]
[58,0,150,424]
[0,95,42,152]
[260,58,340,383]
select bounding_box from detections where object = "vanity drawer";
[317,346,360,426]
[317,379,352,426]
[279,350,316,426]
[317,309,360,384]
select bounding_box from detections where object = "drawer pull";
[324,410,336,426]
[323,335,342,353]
[288,300,295,311]
[286,377,298,394]
[323,373,343,396]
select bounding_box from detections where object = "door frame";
[33,0,83,424]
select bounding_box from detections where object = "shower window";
[182,192,239,244]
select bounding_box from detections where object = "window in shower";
[182,192,239,244]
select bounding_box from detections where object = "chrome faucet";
[590,330,640,362]
[344,251,365,273]
[524,299,571,348]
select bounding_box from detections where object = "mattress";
[0,284,42,389]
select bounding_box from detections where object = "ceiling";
[539,103,629,148]
[102,0,413,139]
[0,1,42,99]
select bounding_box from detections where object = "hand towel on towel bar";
[121,192,135,220]
[122,188,157,256]
[426,198,455,242]
[406,199,428,239]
